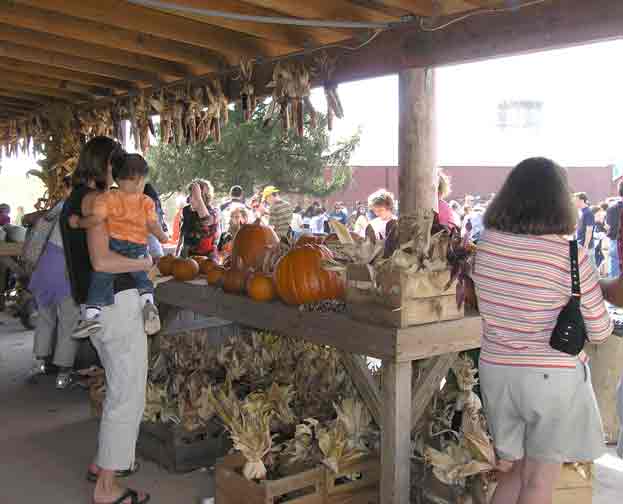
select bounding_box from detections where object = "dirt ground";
[1,310,622,504]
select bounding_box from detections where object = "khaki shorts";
[479,360,605,463]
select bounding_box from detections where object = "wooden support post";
[411,354,458,430]
[340,353,383,427]
[398,67,437,216]
[381,360,412,504]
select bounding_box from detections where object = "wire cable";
[127,0,394,30]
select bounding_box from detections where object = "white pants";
[89,289,147,471]
[33,296,80,368]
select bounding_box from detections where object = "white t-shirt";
[291,213,303,233]
[310,214,327,234]
[369,217,391,239]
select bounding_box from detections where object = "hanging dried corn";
[314,53,344,131]
[266,61,312,136]
[183,85,200,146]
[172,89,185,147]
[131,92,151,153]
[237,60,257,122]
[204,81,223,144]
[110,101,125,144]
[150,90,173,145]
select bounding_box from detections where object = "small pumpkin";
[223,268,248,294]
[172,258,199,282]
[199,259,219,275]
[295,234,325,247]
[231,219,279,272]
[158,255,177,276]
[247,273,276,302]
[274,245,345,305]
[206,266,226,286]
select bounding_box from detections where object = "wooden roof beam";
[14,0,295,63]
[0,89,48,104]
[149,0,356,46]
[0,42,161,85]
[0,57,135,93]
[0,70,111,98]
[0,79,88,101]
[0,97,42,109]
[365,0,435,15]
[0,22,194,80]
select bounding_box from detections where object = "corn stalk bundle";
[265,61,312,136]
[236,59,257,122]
[314,52,344,131]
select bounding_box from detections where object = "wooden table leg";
[381,360,412,504]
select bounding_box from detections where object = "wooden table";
[156,279,482,503]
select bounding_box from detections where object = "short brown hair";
[574,192,588,204]
[484,157,576,235]
[368,189,394,210]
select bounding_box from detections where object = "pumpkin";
[295,234,325,247]
[206,266,226,286]
[231,219,279,272]
[172,258,199,282]
[158,255,177,276]
[223,268,247,294]
[274,245,345,305]
[247,273,276,302]
[199,259,219,275]
[192,255,209,266]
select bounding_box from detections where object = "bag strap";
[570,240,581,298]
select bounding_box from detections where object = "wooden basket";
[345,265,463,328]
[216,454,379,504]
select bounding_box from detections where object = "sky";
[4,38,623,211]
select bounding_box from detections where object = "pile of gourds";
[158,220,345,307]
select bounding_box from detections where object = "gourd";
[158,255,176,276]
[274,245,344,305]
[172,258,199,282]
[247,273,276,302]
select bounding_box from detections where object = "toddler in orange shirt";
[70,154,168,338]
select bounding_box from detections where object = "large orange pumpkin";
[206,266,225,286]
[231,219,279,272]
[274,245,345,305]
[158,255,177,276]
[172,258,199,282]
[223,268,247,294]
[247,273,276,302]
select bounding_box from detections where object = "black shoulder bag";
[550,240,588,356]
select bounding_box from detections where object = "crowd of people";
[6,141,623,504]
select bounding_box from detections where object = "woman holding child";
[61,137,156,504]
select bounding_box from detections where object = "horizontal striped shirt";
[268,199,292,238]
[472,229,612,368]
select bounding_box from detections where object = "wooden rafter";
[0,57,134,93]
[0,97,42,109]
[0,89,48,104]
[0,42,160,85]
[0,22,193,79]
[15,0,295,63]
[365,0,435,15]
[0,78,88,101]
[241,0,398,22]
[0,70,110,98]
[156,0,356,46]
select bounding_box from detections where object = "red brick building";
[323,165,618,209]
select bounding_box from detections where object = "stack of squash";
[158,220,345,306]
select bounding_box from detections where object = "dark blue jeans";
[87,238,152,307]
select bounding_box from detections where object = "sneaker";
[30,358,46,377]
[56,370,73,390]
[143,302,161,336]
[73,318,103,339]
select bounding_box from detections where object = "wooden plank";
[373,0,435,15]
[396,314,481,362]
[17,0,296,62]
[380,360,411,504]
[0,58,132,93]
[0,80,85,101]
[0,70,108,97]
[340,353,383,426]
[156,280,397,359]
[398,67,437,216]
[0,89,48,104]
[0,22,192,79]
[0,42,160,84]
[411,353,458,429]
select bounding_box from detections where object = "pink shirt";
[438,199,460,228]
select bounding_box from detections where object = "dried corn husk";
[318,422,368,474]
[314,53,344,131]
[237,60,256,121]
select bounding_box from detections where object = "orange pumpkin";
[199,259,219,275]
[158,255,177,276]
[223,268,247,294]
[274,245,345,305]
[295,234,325,247]
[206,266,225,286]
[192,255,209,266]
[172,258,199,282]
[231,219,279,272]
[247,273,276,302]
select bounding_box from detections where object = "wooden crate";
[552,463,592,504]
[216,454,379,504]
[137,421,232,473]
[345,265,463,328]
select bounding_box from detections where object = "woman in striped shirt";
[472,157,612,504]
